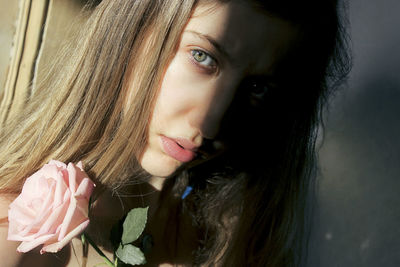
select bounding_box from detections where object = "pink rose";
[7,160,95,254]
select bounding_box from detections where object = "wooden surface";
[0,0,86,124]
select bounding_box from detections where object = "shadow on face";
[140,1,299,178]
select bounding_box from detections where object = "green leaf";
[116,244,146,265]
[121,207,148,245]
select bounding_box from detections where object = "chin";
[139,147,182,178]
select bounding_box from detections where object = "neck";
[148,176,167,191]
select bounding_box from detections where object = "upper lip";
[171,137,200,151]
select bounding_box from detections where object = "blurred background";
[307,0,400,266]
[0,0,399,266]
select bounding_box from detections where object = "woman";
[0,0,350,266]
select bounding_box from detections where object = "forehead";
[186,1,298,75]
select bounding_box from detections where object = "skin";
[140,1,297,190]
[0,2,298,267]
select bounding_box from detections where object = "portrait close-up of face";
[0,0,361,266]
[139,1,297,178]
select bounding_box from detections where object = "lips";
[160,136,197,163]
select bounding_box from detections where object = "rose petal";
[54,172,68,207]
[62,189,70,202]
[40,220,89,254]
[57,196,76,240]
[60,195,89,242]
[18,174,49,207]
[8,200,36,227]
[16,233,54,253]
[8,160,94,254]
[75,197,89,218]
[36,199,69,236]
[15,182,56,238]
[39,164,63,184]
[67,163,78,194]
[71,162,92,193]
[75,178,95,200]
[30,179,56,222]
[48,160,67,169]
[76,161,84,170]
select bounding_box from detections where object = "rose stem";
[81,234,88,267]
[83,233,114,267]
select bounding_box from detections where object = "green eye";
[192,50,207,62]
[190,49,216,69]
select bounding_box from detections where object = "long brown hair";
[0,0,350,266]
[0,0,196,191]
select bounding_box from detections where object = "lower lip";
[160,136,196,163]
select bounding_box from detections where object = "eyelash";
[189,49,218,73]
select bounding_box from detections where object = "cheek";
[152,52,205,120]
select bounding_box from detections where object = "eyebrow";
[185,30,277,79]
[185,30,234,65]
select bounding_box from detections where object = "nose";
[188,81,238,139]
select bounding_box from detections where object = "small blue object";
[181,186,193,199]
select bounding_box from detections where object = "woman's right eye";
[190,49,217,71]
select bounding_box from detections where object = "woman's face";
[140,1,297,178]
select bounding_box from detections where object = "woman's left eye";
[249,81,269,100]
[240,76,273,108]
[190,49,216,69]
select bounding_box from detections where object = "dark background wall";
[307,0,400,266]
